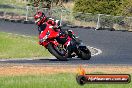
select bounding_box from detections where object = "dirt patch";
[0,65,132,76]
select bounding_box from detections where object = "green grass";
[0,8,26,15]
[0,0,27,7]
[0,32,51,59]
[0,73,131,88]
[0,0,28,15]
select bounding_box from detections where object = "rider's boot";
[67,30,81,45]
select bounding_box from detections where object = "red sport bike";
[39,23,91,61]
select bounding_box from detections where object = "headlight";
[39,35,48,43]
[39,31,50,43]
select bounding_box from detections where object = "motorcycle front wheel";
[47,43,68,61]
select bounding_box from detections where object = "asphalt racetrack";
[0,21,132,65]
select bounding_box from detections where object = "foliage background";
[73,0,132,16]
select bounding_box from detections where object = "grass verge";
[0,0,27,7]
[0,32,51,59]
[0,73,131,88]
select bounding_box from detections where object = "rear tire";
[78,47,91,60]
[47,43,68,61]
[81,50,91,60]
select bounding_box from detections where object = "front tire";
[47,43,68,61]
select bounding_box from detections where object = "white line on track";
[87,46,102,56]
[7,33,32,38]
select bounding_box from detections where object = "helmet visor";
[35,18,41,24]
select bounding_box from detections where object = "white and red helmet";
[34,11,46,26]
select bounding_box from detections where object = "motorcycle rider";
[34,11,80,47]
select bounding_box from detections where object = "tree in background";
[73,0,132,16]
[119,0,132,16]
[28,0,51,8]
[29,0,70,7]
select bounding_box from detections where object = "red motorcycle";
[39,23,91,61]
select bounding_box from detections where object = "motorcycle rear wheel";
[81,50,91,60]
[78,47,91,60]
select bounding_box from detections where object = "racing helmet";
[34,11,46,26]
